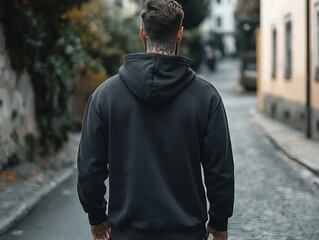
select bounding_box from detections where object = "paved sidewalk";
[0,133,80,235]
[251,109,319,176]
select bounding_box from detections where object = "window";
[315,5,319,80]
[285,16,292,79]
[217,16,222,28]
[271,27,277,78]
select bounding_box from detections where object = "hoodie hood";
[119,53,196,107]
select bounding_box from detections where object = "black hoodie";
[77,53,234,240]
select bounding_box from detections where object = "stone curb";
[0,166,76,235]
[250,109,319,176]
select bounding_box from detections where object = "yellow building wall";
[310,0,319,109]
[256,29,263,111]
[260,0,307,104]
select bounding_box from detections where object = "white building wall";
[201,0,237,55]
[223,34,236,54]
[213,0,237,33]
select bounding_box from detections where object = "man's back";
[78,53,234,240]
[77,1,234,240]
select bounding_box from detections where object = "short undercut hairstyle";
[141,0,184,44]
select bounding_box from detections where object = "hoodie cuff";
[208,216,228,231]
[88,212,108,226]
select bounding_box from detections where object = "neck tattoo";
[146,38,177,55]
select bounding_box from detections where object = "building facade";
[201,0,237,55]
[258,0,319,139]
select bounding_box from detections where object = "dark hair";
[141,0,184,44]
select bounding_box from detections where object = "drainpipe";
[306,0,312,138]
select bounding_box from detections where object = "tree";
[235,0,259,25]
[178,0,209,29]
[0,0,89,152]
[235,0,260,52]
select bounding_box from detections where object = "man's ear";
[177,26,184,43]
[140,26,146,43]
[140,26,147,52]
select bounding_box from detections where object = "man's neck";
[147,49,174,55]
[146,39,176,55]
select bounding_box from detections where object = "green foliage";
[29,21,88,151]
[0,0,88,152]
[25,133,36,162]
[178,0,209,29]
[180,29,203,71]
[174,0,208,70]
[66,0,142,76]
[99,3,143,75]
[0,0,206,154]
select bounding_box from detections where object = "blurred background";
[0,0,318,239]
[0,0,258,165]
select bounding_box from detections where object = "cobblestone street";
[0,59,318,240]
[202,60,319,240]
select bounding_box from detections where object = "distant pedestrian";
[77,0,234,240]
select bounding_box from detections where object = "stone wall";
[263,93,319,140]
[0,24,38,170]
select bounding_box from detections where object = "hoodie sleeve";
[77,94,109,225]
[201,97,234,231]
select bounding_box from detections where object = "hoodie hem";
[109,224,206,240]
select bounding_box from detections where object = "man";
[77,0,234,240]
